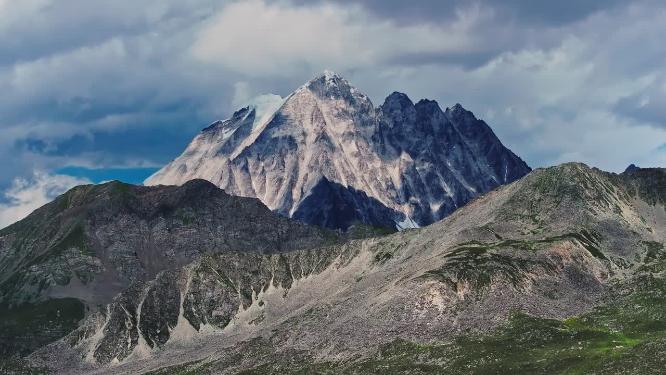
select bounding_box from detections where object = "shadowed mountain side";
[292,178,407,230]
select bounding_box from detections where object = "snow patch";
[241,94,285,133]
[395,215,419,230]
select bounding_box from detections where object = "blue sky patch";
[56,166,160,185]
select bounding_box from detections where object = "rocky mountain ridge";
[146,71,530,229]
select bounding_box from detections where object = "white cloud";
[191,0,487,76]
[0,172,90,229]
[231,81,252,108]
[341,4,666,172]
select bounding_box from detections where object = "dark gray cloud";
[289,0,635,71]
[299,0,626,26]
[614,80,666,129]
[384,49,503,71]
[0,0,221,65]
[490,0,627,25]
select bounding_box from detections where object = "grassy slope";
[145,273,666,375]
[234,275,666,375]
[0,298,85,358]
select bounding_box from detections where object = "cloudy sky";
[1,0,665,227]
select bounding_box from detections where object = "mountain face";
[146,71,530,230]
[19,163,666,374]
[0,179,337,359]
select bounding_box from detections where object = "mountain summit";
[146,72,530,229]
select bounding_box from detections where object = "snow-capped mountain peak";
[309,69,346,86]
[299,70,371,107]
[147,72,530,230]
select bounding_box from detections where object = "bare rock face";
[17,163,665,374]
[146,71,530,230]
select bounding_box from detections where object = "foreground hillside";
[9,163,661,374]
[0,179,339,361]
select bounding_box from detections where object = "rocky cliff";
[146,71,530,230]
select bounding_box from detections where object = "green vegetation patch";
[109,180,132,198]
[371,240,406,265]
[240,275,666,374]
[345,224,396,240]
[24,223,93,271]
[422,248,555,291]
[52,224,92,256]
[0,357,49,375]
[450,229,605,259]
[144,359,210,375]
[0,298,85,358]
[318,227,342,246]
[174,208,196,226]
[418,230,606,292]
[638,241,666,273]
[374,250,393,264]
